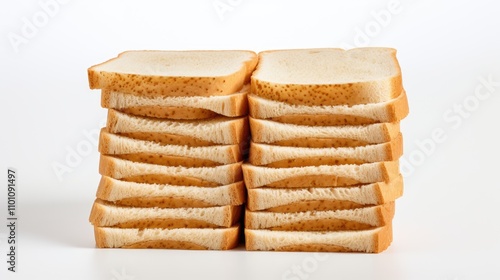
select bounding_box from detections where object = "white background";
[1,0,500,279]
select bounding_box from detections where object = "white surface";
[1,0,500,279]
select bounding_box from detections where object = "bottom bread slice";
[245,224,392,253]
[94,225,240,250]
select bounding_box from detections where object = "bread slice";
[242,161,399,189]
[245,203,394,231]
[101,85,249,119]
[90,199,241,228]
[251,48,402,106]
[245,224,392,253]
[249,118,399,148]
[107,109,249,146]
[99,155,242,186]
[99,128,242,167]
[88,50,258,97]
[249,134,402,167]
[96,176,246,208]
[248,90,408,126]
[94,225,240,250]
[247,175,403,212]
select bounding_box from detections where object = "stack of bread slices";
[87,50,258,250]
[243,48,409,253]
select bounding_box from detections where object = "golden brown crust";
[118,132,217,146]
[120,175,221,187]
[93,227,107,248]
[269,115,378,126]
[375,175,404,204]
[95,176,113,201]
[117,106,219,119]
[123,240,208,250]
[265,175,360,188]
[88,50,258,97]
[112,197,218,208]
[271,244,353,252]
[390,90,410,121]
[112,154,220,168]
[372,223,393,253]
[251,200,369,212]
[271,138,371,148]
[264,157,366,167]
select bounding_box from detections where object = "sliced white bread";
[99,155,242,186]
[249,134,402,167]
[251,48,402,106]
[242,161,399,189]
[245,224,392,253]
[248,90,408,126]
[89,50,258,96]
[96,176,246,208]
[99,128,242,167]
[90,199,241,228]
[249,118,399,148]
[247,175,403,212]
[101,84,249,119]
[245,203,394,231]
[94,225,240,250]
[107,109,249,146]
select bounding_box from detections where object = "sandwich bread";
[251,48,402,106]
[89,50,258,97]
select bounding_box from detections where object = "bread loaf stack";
[243,48,409,253]
[87,51,258,249]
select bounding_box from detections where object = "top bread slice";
[88,50,258,97]
[251,48,402,106]
[101,85,249,119]
[248,90,408,126]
